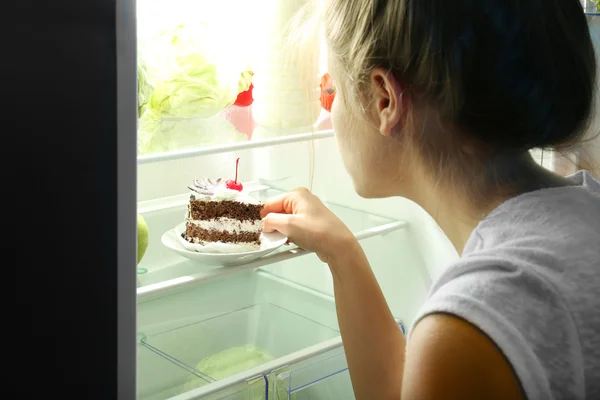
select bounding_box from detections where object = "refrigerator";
[132,1,600,399]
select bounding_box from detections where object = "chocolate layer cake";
[181,178,264,253]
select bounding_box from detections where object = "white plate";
[161,222,288,266]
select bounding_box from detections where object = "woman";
[261,1,600,399]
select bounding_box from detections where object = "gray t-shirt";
[413,170,600,400]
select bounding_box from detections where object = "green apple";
[137,213,149,265]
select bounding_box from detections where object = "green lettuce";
[137,56,154,117]
[141,24,250,119]
[148,53,236,119]
[136,24,252,154]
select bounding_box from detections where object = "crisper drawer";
[137,271,346,399]
[137,343,211,400]
[269,320,404,400]
[270,347,354,400]
[141,302,340,383]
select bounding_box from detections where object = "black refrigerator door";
[12,0,137,398]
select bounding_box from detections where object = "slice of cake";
[181,162,264,253]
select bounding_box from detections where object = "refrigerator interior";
[134,0,458,387]
[134,0,600,399]
[133,0,456,397]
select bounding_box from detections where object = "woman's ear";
[369,67,404,136]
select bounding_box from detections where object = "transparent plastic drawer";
[140,302,341,385]
[269,320,405,400]
[137,343,211,400]
[190,376,268,400]
[270,347,354,400]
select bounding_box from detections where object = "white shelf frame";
[137,129,335,165]
[168,335,345,400]
[137,219,407,302]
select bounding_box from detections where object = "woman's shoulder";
[457,169,600,313]
[465,169,600,257]
[415,213,600,399]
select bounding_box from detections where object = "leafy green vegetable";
[136,24,252,154]
[147,53,234,118]
[137,56,154,117]
[141,24,250,119]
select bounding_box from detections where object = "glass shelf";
[136,186,407,299]
[137,130,334,165]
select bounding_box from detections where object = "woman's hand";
[260,187,358,263]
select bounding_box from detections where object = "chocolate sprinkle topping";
[188,178,224,197]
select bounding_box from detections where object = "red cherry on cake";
[226,179,243,191]
[226,157,243,191]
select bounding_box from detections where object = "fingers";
[292,187,311,195]
[260,187,312,218]
[260,192,288,217]
[262,212,295,236]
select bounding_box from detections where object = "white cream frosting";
[188,178,260,204]
[187,218,263,234]
[178,234,261,254]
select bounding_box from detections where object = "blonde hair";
[286,1,324,190]
[317,0,597,200]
